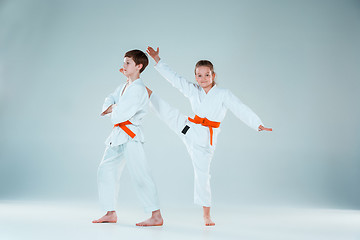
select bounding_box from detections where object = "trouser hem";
[144,205,161,213]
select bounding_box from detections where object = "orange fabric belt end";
[113,120,136,139]
[187,115,220,146]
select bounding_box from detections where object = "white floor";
[1,201,360,240]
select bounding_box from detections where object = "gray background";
[1,0,359,209]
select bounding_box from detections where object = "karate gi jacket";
[102,78,148,146]
[154,60,263,147]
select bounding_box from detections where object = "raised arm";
[147,46,198,98]
[224,90,271,131]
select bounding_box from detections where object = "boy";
[92,50,163,226]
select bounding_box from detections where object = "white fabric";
[150,60,265,206]
[97,141,160,213]
[150,93,213,206]
[102,78,149,146]
[98,78,160,212]
[154,60,264,138]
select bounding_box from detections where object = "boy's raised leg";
[136,209,163,226]
[92,211,117,223]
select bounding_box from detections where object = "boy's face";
[195,66,215,89]
[122,57,142,77]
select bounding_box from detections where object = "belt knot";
[187,115,220,146]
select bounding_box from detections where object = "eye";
[198,75,201,77]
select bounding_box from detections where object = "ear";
[212,72,216,79]
[136,63,143,71]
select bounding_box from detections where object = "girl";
[146,46,272,226]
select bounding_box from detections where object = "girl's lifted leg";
[203,206,215,226]
[136,209,163,226]
[92,211,117,223]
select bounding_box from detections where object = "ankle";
[152,210,162,218]
[106,211,116,216]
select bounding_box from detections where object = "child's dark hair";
[124,49,149,73]
[195,60,216,86]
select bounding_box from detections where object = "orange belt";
[113,120,136,139]
[187,115,220,146]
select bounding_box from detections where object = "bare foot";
[145,87,152,97]
[203,206,215,226]
[136,209,163,226]
[92,211,117,223]
[204,216,215,226]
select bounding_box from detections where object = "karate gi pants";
[97,140,160,212]
[150,94,215,207]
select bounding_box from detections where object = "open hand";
[258,125,272,131]
[146,46,160,63]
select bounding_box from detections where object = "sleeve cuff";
[154,59,163,69]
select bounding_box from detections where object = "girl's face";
[195,66,215,89]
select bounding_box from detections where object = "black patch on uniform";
[181,125,190,135]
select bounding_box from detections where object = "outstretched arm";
[146,46,198,98]
[224,90,272,132]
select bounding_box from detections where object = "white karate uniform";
[97,78,160,212]
[150,60,263,207]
